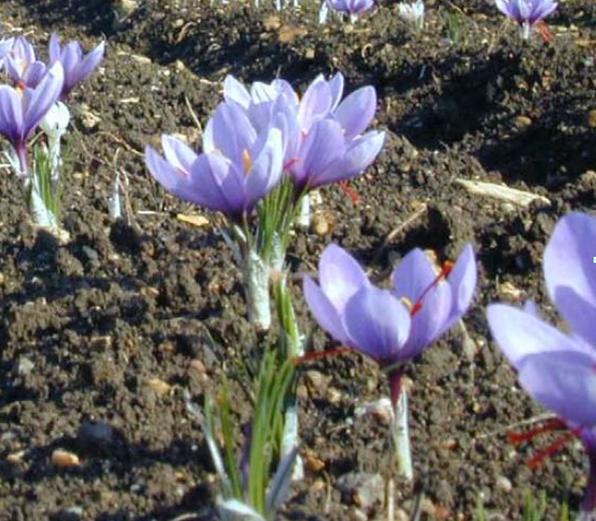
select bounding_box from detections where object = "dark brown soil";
[0,0,594,520]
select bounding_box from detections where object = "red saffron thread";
[527,431,576,469]
[293,347,353,366]
[507,418,567,445]
[338,181,360,205]
[409,260,454,317]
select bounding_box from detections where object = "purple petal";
[333,86,377,139]
[244,127,283,211]
[311,130,384,187]
[23,61,47,88]
[297,78,332,132]
[161,135,198,173]
[518,351,596,427]
[223,75,251,108]
[209,102,257,166]
[145,145,188,194]
[0,86,24,143]
[318,243,369,312]
[23,62,64,139]
[344,286,411,363]
[48,33,61,63]
[328,73,344,111]
[303,276,351,346]
[441,243,477,330]
[67,40,105,95]
[544,212,596,346]
[392,248,437,304]
[486,304,590,370]
[293,118,346,188]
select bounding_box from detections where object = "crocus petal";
[333,86,377,139]
[244,127,283,211]
[48,33,61,63]
[0,86,24,143]
[544,212,596,346]
[23,62,64,139]
[318,243,369,312]
[486,304,591,369]
[297,79,332,131]
[344,286,411,363]
[223,75,251,108]
[518,351,596,427]
[392,248,437,303]
[24,61,47,87]
[328,73,344,111]
[311,130,384,187]
[161,135,198,173]
[145,145,188,194]
[69,41,105,91]
[441,243,477,330]
[293,118,346,188]
[303,276,351,345]
[401,281,452,359]
[209,102,257,166]
[193,153,246,214]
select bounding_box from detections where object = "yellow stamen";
[242,149,252,175]
[400,297,414,311]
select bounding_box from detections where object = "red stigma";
[283,157,300,170]
[408,259,453,316]
[338,181,360,205]
[293,347,353,366]
[506,418,581,470]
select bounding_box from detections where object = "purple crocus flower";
[487,211,596,515]
[326,0,374,18]
[0,61,64,174]
[495,0,557,39]
[224,73,384,191]
[145,101,283,218]
[48,33,105,99]
[304,243,476,398]
[3,36,48,88]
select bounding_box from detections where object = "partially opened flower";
[3,35,48,88]
[495,0,557,39]
[304,243,476,369]
[48,33,105,99]
[0,61,64,174]
[304,243,476,479]
[397,0,425,30]
[146,101,283,219]
[487,211,596,516]
[325,0,374,19]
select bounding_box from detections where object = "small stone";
[89,335,112,350]
[304,370,330,396]
[310,479,326,493]
[513,115,532,129]
[337,472,384,511]
[304,48,315,60]
[78,421,114,445]
[189,359,207,374]
[395,509,409,521]
[78,105,101,129]
[131,54,152,65]
[81,246,99,262]
[303,451,325,472]
[0,272,4,285]
[264,15,281,31]
[15,356,34,376]
[146,378,171,396]
[496,475,512,493]
[587,109,596,128]
[348,508,367,521]
[311,211,335,236]
[326,387,342,404]
[51,449,80,468]
[6,450,25,464]
[498,280,523,301]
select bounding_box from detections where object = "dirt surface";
[0,0,594,520]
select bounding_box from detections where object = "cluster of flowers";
[0,33,104,229]
[323,0,556,42]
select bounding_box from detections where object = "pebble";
[513,115,532,129]
[146,377,172,396]
[303,451,325,472]
[78,421,114,445]
[304,370,330,396]
[496,475,512,493]
[51,449,80,468]
[337,472,384,511]
[588,109,596,128]
[15,356,34,376]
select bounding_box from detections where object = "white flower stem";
[243,249,271,331]
[392,389,413,480]
[296,193,310,229]
[30,174,58,230]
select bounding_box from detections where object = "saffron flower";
[487,211,596,517]
[48,33,105,99]
[3,36,47,88]
[325,0,374,20]
[397,0,425,31]
[146,102,283,218]
[304,243,476,478]
[495,0,557,40]
[223,73,384,191]
[0,61,64,174]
